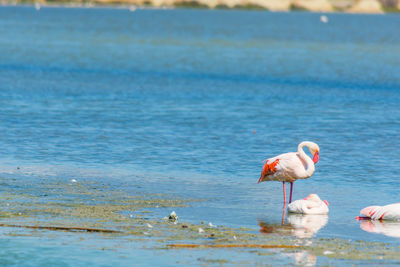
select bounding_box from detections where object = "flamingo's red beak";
[355,216,370,221]
[313,151,319,164]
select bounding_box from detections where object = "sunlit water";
[1,6,400,265]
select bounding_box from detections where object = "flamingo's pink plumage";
[258,141,320,204]
[359,203,400,221]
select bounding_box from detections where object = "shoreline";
[2,177,400,265]
[1,0,400,13]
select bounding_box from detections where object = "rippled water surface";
[1,6,400,265]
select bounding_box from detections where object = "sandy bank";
[2,0,399,13]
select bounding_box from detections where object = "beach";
[1,0,400,13]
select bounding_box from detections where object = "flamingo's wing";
[258,152,305,183]
[288,199,328,215]
[381,204,400,220]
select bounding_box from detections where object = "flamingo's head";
[309,143,320,164]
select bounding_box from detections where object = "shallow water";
[1,6,400,265]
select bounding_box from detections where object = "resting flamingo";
[358,203,400,221]
[258,141,320,204]
[287,194,329,215]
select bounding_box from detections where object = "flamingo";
[287,194,329,215]
[258,141,320,204]
[357,203,400,221]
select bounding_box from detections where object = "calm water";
[1,6,400,265]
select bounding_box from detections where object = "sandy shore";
[1,0,400,13]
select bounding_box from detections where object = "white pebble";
[146,223,153,228]
[323,251,334,255]
[129,214,133,218]
[233,235,237,240]
[71,179,77,183]
[168,211,178,221]
[208,222,216,227]
[198,227,204,233]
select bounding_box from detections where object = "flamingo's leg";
[282,181,286,204]
[289,182,293,204]
[282,203,287,225]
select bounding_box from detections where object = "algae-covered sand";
[1,176,400,265]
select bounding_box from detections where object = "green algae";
[1,177,400,264]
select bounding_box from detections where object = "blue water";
[1,6,400,265]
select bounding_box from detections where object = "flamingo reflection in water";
[258,213,327,266]
[258,194,329,266]
[359,220,400,239]
[258,213,328,239]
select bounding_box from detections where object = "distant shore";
[2,0,400,13]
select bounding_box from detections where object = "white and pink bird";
[358,203,400,221]
[287,194,329,215]
[258,141,320,204]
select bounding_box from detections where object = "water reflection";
[360,220,400,238]
[258,208,328,239]
[258,211,328,266]
[287,214,328,239]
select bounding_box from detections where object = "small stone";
[71,179,77,183]
[168,211,178,222]
[198,228,204,233]
[146,223,153,228]
[233,235,237,240]
[323,251,334,255]
[208,222,216,227]
[181,225,188,228]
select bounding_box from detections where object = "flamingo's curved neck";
[298,142,315,177]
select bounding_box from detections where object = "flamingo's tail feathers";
[258,159,280,184]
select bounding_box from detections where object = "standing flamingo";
[257,141,320,204]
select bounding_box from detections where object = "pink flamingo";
[287,194,329,215]
[357,203,400,221]
[258,141,320,204]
